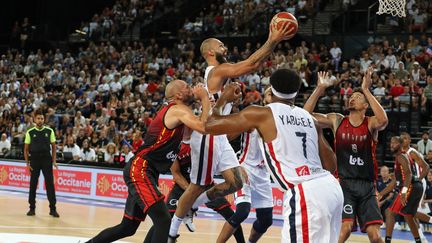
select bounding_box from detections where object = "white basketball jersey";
[259,103,329,192]
[204,66,232,115]
[238,129,264,167]
[407,147,424,180]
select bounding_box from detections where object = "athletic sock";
[414,237,421,243]
[169,215,183,237]
[385,236,392,243]
[192,191,210,209]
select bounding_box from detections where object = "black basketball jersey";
[335,117,378,181]
[135,103,184,173]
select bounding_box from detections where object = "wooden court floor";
[0,191,412,243]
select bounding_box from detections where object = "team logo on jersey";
[295,165,310,176]
[166,151,177,161]
[343,204,353,214]
[45,133,48,137]
[351,144,358,153]
[169,199,178,206]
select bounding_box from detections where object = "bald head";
[165,80,187,100]
[200,38,219,59]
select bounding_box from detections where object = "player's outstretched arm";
[210,22,292,83]
[362,67,388,131]
[304,71,343,131]
[169,86,211,134]
[205,83,268,136]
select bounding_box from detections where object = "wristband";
[401,187,408,194]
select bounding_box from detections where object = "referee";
[24,109,59,217]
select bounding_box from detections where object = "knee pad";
[227,202,251,228]
[253,207,273,233]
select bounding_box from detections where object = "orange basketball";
[271,12,298,40]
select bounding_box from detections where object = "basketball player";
[85,80,210,243]
[169,22,293,241]
[400,132,431,242]
[164,128,246,243]
[205,69,344,242]
[217,87,274,243]
[379,136,424,243]
[304,68,388,243]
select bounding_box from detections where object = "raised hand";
[192,84,209,101]
[361,66,373,91]
[317,71,335,88]
[269,21,296,42]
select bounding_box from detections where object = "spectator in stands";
[390,79,405,97]
[395,62,409,80]
[76,129,87,148]
[340,80,353,109]
[63,135,81,161]
[104,142,117,164]
[131,131,143,152]
[330,41,342,72]
[120,144,134,163]
[90,132,101,151]
[410,61,421,82]
[409,7,427,33]
[425,172,432,212]
[242,83,262,106]
[385,49,398,70]
[423,76,432,115]
[377,166,394,227]
[0,133,11,157]
[417,131,432,157]
[373,80,387,99]
[80,139,96,162]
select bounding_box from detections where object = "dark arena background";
[0,0,431,242]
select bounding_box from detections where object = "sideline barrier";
[0,160,284,220]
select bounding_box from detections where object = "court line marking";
[0,225,283,239]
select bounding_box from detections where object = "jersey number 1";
[295,132,307,159]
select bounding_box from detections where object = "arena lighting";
[75,29,86,35]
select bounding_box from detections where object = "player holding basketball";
[168,20,294,241]
[304,67,388,243]
[379,136,424,243]
[205,69,344,242]
[85,80,210,243]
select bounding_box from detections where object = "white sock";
[419,227,425,238]
[169,215,183,236]
[192,191,210,209]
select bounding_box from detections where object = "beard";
[183,94,195,106]
[215,52,228,64]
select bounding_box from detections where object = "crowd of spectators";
[386,0,431,33]
[77,0,170,41]
[0,30,431,166]
[178,0,324,37]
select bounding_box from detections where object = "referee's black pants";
[28,156,57,210]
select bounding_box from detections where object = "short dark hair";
[352,87,364,95]
[270,69,301,95]
[34,109,44,117]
